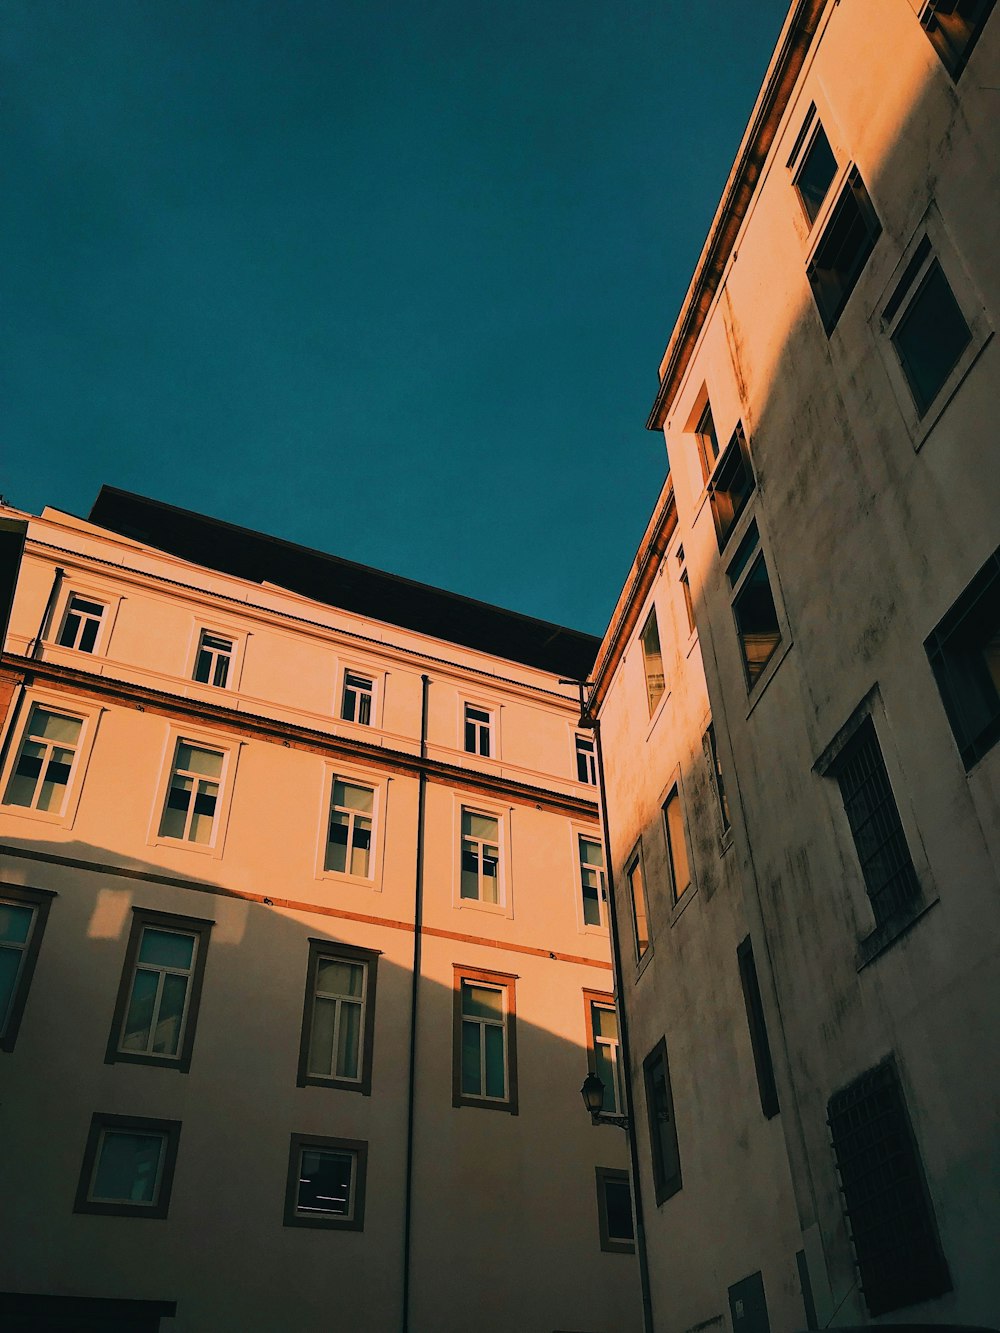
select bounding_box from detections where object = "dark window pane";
[808,170,881,333]
[732,556,781,688]
[79,617,100,653]
[709,426,755,550]
[604,1178,634,1241]
[922,0,996,77]
[795,123,837,222]
[892,261,971,414]
[296,1148,352,1217]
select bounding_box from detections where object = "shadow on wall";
[0,834,633,1333]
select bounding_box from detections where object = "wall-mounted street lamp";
[580,1073,629,1130]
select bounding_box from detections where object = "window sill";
[855,893,940,971]
[633,945,654,981]
[0,803,76,831]
[669,885,699,927]
[297,1073,370,1095]
[909,330,993,455]
[104,1049,192,1074]
[455,896,511,919]
[319,868,380,892]
[644,690,671,742]
[744,636,794,720]
[719,827,734,857]
[149,834,223,860]
[684,629,700,659]
[452,1094,517,1116]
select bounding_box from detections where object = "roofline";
[587,475,677,719]
[90,486,600,651]
[645,0,829,432]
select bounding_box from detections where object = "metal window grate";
[835,719,919,926]
[828,1058,950,1315]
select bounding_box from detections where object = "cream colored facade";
[0,494,639,1332]
[593,1,1000,1329]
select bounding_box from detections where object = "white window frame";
[725,518,793,714]
[624,838,653,970]
[45,578,124,660]
[147,725,240,859]
[118,925,199,1061]
[587,993,624,1119]
[571,822,608,935]
[869,203,993,451]
[660,768,696,912]
[451,794,513,918]
[315,762,389,890]
[0,689,103,830]
[185,619,247,694]
[573,731,597,786]
[459,696,499,761]
[87,1126,169,1207]
[340,669,376,727]
[334,659,387,730]
[192,629,236,689]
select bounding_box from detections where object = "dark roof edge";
[646,0,828,432]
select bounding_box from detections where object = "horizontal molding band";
[0,842,612,972]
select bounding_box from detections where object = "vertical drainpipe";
[27,565,64,658]
[401,673,430,1332]
[591,712,656,1333]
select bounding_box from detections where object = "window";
[925,545,1000,769]
[193,631,233,688]
[828,1057,951,1314]
[639,608,665,715]
[729,523,782,690]
[341,671,374,725]
[579,835,607,928]
[106,909,212,1072]
[832,717,920,927]
[575,732,597,785]
[584,991,623,1116]
[679,569,695,635]
[694,399,720,480]
[325,778,374,877]
[643,1037,682,1204]
[627,850,651,961]
[297,940,378,1094]
[57,595,105,653]
[595,1167,635,1254]
[284,1134,367,1231]
[791,116,838,224]
[736,937,779,1118]
[74,1113,181,1218]
[460,808,500,903]
[708,424,755,550]
[882,239,972,416]
[3,705,83,815]
[463,703,493,757]
[703,723,732,834]
[0,885,54,1053]
[453,965,517,1113]
[158,741,225,846]
[807,168,882,334]
[920,0,995,78]
[662,787,691,902]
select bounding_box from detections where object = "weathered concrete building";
[591,0,1000,1328]
[0,489,639,1332]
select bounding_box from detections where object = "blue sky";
[3,1,788,634]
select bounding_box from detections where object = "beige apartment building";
[0,488,639,1332]
[590,0,1000,1330]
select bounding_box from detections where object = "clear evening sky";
[3,1,788,635]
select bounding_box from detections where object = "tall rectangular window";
[807,167,882,334]
[832,718,919,927]
[791,116,837,224]
[74,1113,181,1219]
[627,850,650,960]
[0,886,54,1053]
[920,0,995,79]
[883,240,972,416]
[694,399,720,480]
[57,595,105,653]
[595,1167,635,1254]
[158,742,225,846]
[463,703,493,757]
[643,1037,682,1204]
[453,966,517,1114]
[284,1134,367,1231]
[708,424,755,550]
[460,808,500,903]
[107,909,212,1072]
[298,941,378,1095]
[662,787,691,901]
[736,937,779,1119]
[325,779,374,877]
[729,523,782,690]
[828,1057,950,1314]
[925,545,1000,769]
[704,723,732,834]
[575,733,597,785]
[193,631,233,688]
[579,835,607,928]
[3,706,83,815]
[639,609,665,715]
[341,671,374,725]
[679,569,695,635]
[584,992,623,1116]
